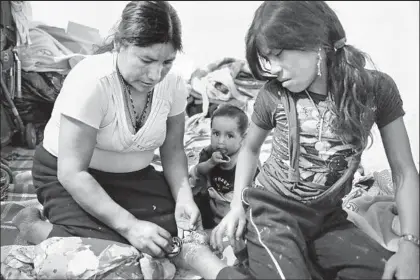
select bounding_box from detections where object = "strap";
[279,91,300,183]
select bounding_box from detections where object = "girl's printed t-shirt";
[252,70,405,203]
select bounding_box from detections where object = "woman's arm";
[380,117,419,241]
[160,112,194,203]
[57,115,137,235]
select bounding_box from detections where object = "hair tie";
[334,37,346,50]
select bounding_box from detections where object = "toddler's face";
[210,116,243,156]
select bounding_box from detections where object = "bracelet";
[399,234,420,247]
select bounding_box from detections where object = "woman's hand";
[175,197,203,237]
[210,204,246,252]
[382,241,419,279]
[123,219,173,258]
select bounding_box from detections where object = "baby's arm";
[195,158,217,176]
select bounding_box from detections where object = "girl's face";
[118,43,176,93]
[211,116,244,156]
[259,48,326,94]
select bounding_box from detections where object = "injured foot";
[170,230,211,270]
[12,207,52,244]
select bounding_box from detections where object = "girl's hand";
[382,241,419,279]
[210,204,246,252]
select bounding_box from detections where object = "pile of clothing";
[4,1,96,144]
[185,57,265,118]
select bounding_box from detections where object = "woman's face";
[118,43,176,92]
[260,48,325,93]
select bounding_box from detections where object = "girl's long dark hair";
[94,1,182,54]
[245,1,376,153]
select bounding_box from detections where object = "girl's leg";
[312,209,394,279]
[240,187,320,279]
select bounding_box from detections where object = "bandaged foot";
[12,207,52,244]
[182,230,210,246]
[170,230,229,279]
[170,230,212,270]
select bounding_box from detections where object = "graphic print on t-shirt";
[209,166,236,194]
[295,96,355,187]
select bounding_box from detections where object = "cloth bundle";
[15,26,86,74]
[10,1,32,47]
[186,57,265,118]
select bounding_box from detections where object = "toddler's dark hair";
[211,104,249,135]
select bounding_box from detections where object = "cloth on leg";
[1,237,143,279]
[32,144,177,243]
[1,236,206,280]
[242,186,327,280]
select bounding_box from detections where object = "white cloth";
[342,187,400,252]
[43,52,188,173]
[10,1,32,46]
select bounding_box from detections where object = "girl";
[210,1,419,279]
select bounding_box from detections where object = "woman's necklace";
[304,90,330,152]
[116,67,153,131]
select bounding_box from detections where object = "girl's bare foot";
[11,207,52,244]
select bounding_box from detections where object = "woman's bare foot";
[11,207,53,244]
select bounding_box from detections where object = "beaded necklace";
[116,67,153,131]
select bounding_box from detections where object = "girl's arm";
[231,121,271,208]
[379,117,419,242]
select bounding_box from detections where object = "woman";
[207,1,418,279]
[13,1,202,259]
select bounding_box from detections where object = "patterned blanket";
[1,147,37,247]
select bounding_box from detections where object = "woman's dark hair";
[245,1,376,153]
[211,104,249,136]
[95,1,182,54]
